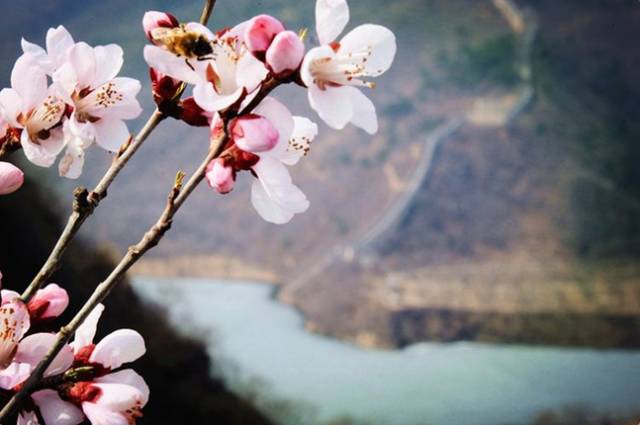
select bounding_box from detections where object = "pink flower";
[206,158,235,194]
[230,114,279,153]
[300,0,396,134]
[70,304,146,371]
[0,54,66,167]
[142,11,179,42]
[26,284,69,321]
[244,98,317,224]
[0,161,24,195]
[31,389,84,425]
[244,15,285,56]
[68,369,149,425]
[266,31,305,77]
[53,42,142,178]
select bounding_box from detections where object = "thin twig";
[200,0,216,24]
[0,129,228,421]
[21,109,165,302]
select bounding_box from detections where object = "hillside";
[278,0,640,348]
[0,178,274,424]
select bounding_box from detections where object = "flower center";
[310,47,376,90]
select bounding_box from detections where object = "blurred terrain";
[0,0,638,351]
[0,180,274,424]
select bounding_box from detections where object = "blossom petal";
[0,362,31,390]
[21,38,51,74]
[346,86,378,134]
[307,85,353,130]
[90,329,146,369]
[46,25,75,69]
[11,54,47,111]
[280,116,319,165]
[251,158,309,224]
[0,88,23,127]
[193,82,243,113]
[339,24,397,76]
[71,304,104,353]
[21,127,65,168]
[82,403,128,425]
[92,119,130,152]
[18,410,40,425]
[32,389,85,425]
[14,333,73,377]
[236,52,268,92]
[253,97,294,158]
[95,369,150,405]
[143,45,200,85]
[82,78,142,120]
[93,45,124,86]
[68,42,96,90]
[316,0,350,45]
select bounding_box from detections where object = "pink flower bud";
[266,31,305,76]
[27,284,69,320]
[206,158,235,194]
[143,11,179,42]
[245,15,285,57]
[0,162,24,195]
[231,115,279,153]
[149,68,183,106]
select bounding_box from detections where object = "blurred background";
[0,0,639,424]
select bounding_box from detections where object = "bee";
[151,25,216,70]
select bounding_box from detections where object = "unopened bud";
[0,162,24,195]
[143,11,179,42]
[231,115,279,153]
[266,31,305,76]
[149,68,183,107]
[206,158,235,194]
[245,15,285,57]
[27,284,69,320]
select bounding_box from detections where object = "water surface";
[132,277,640,425]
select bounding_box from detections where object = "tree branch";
[21,109,165,302]
[0,129,228,421]
[200,0,217,24]
[20,0,221,303]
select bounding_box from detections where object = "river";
[132,277,640,425]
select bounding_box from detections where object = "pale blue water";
[132,277,640,425]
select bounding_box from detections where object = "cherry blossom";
[0,54,66,167]
[52,42,142,178]
[209,98,317,224]
[206,158,235,194]
[300,0,396,134]
[21,25,76,76]
[143,18,268,113]
[266,31,305,77]
[0,161,24,195]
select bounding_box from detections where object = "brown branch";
[0,129,228,421]
[20,109,165,302]
[200,0,217,24]
[20,0,221,303]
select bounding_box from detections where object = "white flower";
[300,0,396,134]
[0,54,66,167]
[53,42,142,178]
[246,98,317,224]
